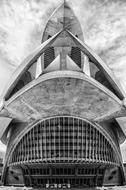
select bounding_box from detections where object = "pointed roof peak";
[42,0,84,43]
[63,0,71,10]
[63,0,68,6]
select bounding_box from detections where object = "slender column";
[108,144,111,163]
[40,122,43,161]
[26,165,32,187]
[60,49,67,70]
[95,165,101,187]
[26,132,29,162]
[104,137,106,162]
[92,126,94,161]
[77,119,79,161]
[89,124,91,161]
[37,124,39,160]
[59,117,60,161]
[24,135,27,161]
[83,55,90,76]
[68,117,70,162]
[104,138,106,162]
[19,140,21,162]
[105,140,107,162]
[19,143,21,162]
[22,137,24,162]
[30,130,32,161]
[33,126,36,161]
[18,142,20,162]
[96,129,98,161]
[49,119,51,159]
[73,117,74,160]
[85,122,88,160]
[98,131,100,162]
[95,128,97,161]
[54,118,56,162]
[44,120,47,161]
[106,142,108,162]
[82,120,84,161]
[102,136,104,161]
[63,117,65,161]
[101,133,103,162]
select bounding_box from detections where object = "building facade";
[0,1,126,188]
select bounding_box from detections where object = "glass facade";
[7,117,121,188]
[23,166,104,187]
[10,117,118,165]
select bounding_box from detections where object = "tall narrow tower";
[0,1,126,188]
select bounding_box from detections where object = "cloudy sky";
[0,0,126,160]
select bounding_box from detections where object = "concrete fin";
[66,30,125,100]
[66,55,81,71]
[44,55,60,72]
[36,57,42,78]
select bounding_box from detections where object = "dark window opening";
[44,35,55,69]
[70,34,81,68]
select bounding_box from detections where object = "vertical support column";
[59,117,60,162]
[49,119,51,160]
[107,142,109,163]
[37,124,39,160]
[41,122,43,161]
[60,49,67,70]
[95,128,97,161]
[96,130,98,162]
[33,127,36,161]
[44,120,47,161]
[108,143,111,163]
[85,122,88,160]
[82,120,84,161]
[30,130,32,161]
[95,165,101,187]
[103,136,105,160]
[73,117,74,161]
[68,117,70,162]
[63,117,65,161]
[89,124,91,162]
[26,165,32,187]
[104,138,106,162]
[98,131,100,162]
[77,118,79,162]
[92,126,95,161]
[83,55,90,76]
[22,137,24,162]
[26,134,28,162]
[27,132,29,162]
[18,142,20,163]
[25,133,27,162]
[54,118,56,162]
[101,133,103,162]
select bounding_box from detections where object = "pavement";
[0,187,126,190]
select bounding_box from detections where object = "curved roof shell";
[0,1,126,145]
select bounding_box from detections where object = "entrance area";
[23,165,105,188]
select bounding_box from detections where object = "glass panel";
[10,117,117,165]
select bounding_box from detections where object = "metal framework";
[22,166,105,187]
[9,116,118,165]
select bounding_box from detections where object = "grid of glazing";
[23,167,104,187]
[10,117,118,164]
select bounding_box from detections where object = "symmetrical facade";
[0,1,126,188]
